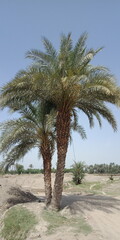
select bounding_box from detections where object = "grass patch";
[91,182,103,191]
[64,177,120,197]
[64,180,91,190]
[63,180,112,195]
[1,206,37,240]
[64,180,103,193]
[42,210,92,235]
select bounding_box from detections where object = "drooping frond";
[1,141,35,172]
[71,123,87,140]
[0,119,37,154]
[77,100,117,131]
[70,108,87,140]
[92,112,102,128]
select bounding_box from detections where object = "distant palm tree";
[0,33,120,209]
[72,161,86,184]
[0,102,56,206]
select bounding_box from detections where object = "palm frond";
[74,32,87,56]
[60,32,73,54]
[71,123,87,140]
[26,49,50,63]
[0,119,36,154]
[1,141,35,172]
[77,100,117,131]
[42,37,57,59]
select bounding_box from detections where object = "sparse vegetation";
[64,180,104,194]
[63,177,120,196]
[1,206,37,240]
[42,210,92,235]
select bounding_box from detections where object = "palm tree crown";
[0,33,119,129]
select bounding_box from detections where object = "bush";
[72,161,85,185]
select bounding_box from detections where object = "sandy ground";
[0,173,120,240]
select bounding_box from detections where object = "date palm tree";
[0,101,56,206]
[0,33,120,209]
[0,101,86,206]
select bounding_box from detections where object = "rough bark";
[40,139,52,207]
[51,107,71,210]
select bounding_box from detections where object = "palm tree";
[72,161,86,185]
[0,101,56,206]
[0,33,120,209]
[0,101,86,206]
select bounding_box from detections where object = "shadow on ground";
[61,194,120,214]
[7,187,45,208]
[6,188,120,214]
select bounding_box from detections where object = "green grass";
[1,206,37,240]
[42,210,92,235]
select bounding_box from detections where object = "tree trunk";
[51,108,71,210]
[40,140,52,207]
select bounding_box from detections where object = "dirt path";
[86,206,120,240]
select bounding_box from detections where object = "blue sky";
[0,0,120,168]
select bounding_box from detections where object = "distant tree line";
[86,163,120,174]
[1,162,120,175]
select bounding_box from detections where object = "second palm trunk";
[52,108,71,210]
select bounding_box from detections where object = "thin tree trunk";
[40,140,52,207]
[51,108,71,210]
